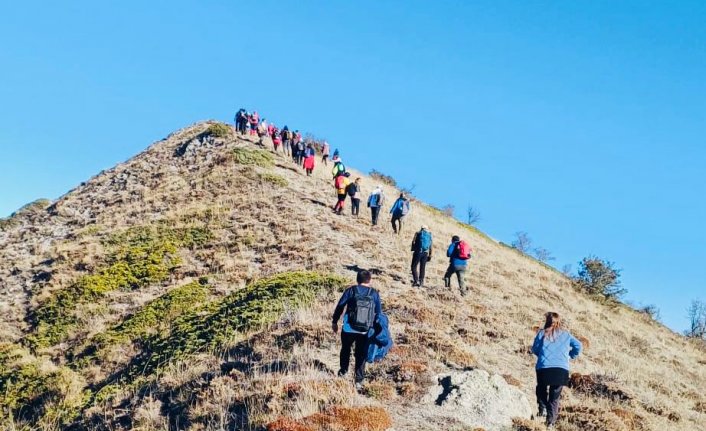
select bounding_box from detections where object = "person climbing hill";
[347,177,361,216]
[271,127,281,152]
[531,312,582,429]
[410,225,433,287]
[367,185,385,226]
[332,158,346,178]
[333,173,351,215]
[234,108,247,134]
[332,270,383,390]
[282,126,292,156]
[303,143,316,176]
[444,235,471,295]
[322,140,330,166]
[249,111,259,136]
[389,193,410,234]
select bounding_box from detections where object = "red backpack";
[457,240,471,260]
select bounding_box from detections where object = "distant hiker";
[272,127,282,152]
[367,185,385,226]
[303,143,316,176]
[333,148,340,160]
[249,111,259,136]
[296,139,306,165]
[257,120,268,144]
[234,109,247,134]
[410,226,433,287]
[282,126,292,156]
[333,173,351,215]
[332,270,382,389]
[532,312,582,428]
[444,235,471,294]
[346,177,361,216]
[331,158,346,178]
[321,140,330,165]
[389,193,410,234]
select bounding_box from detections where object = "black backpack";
[346,183,357,197]
[347,286,376,332]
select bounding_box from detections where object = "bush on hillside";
[511,231,532,254]
[232,147,274,167]
[206,122,232,138]
[573,256,625,301]
[369,169,397,187]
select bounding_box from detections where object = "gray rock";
[423,369,532,430]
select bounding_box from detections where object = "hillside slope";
[1,122,704,431]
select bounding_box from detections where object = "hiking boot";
[355,382,363,392]
[337,370,347,377]
[412,281,419,287]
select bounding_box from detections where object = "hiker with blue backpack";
[532,312,582,429]
[410,226,433,287]
[390,193,410,234]
[332,270,383,390]
[444,235,472,295]
[367,185,385,226]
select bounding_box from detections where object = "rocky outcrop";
[423,369,532,430]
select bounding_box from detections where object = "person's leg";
[455,266,466,293]
[546,385,563,425]
[371,207,380,225]
[391,216,398,233]
[411,252,420,286]
[354,199,360,216]
[535,383,549,418]
[352,333,369,383]
[444,264,453,287]
[419,252,428,286]
[339,332,355,376]
[398,216,404,234]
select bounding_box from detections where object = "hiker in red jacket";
[249,111,259,136]
[271,127,282,152]
[303,143,316,176]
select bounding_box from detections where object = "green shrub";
[260,172,288,187]
[370,169,397,187]
[206,122,232,138]
[573,256,625,301]
[96,271,346,393]
[74,280,211,365]
[28,225,212,349]
[232,147,274,167]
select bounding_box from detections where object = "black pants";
[391,215,403,234]
[339,331,369,383]
[351,198,360,215]
[536,368,567,425]
[444,264,466,291]
[370,206,381,225]
[411,252,429,286]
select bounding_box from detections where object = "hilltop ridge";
[1,122,704,431]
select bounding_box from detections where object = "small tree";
[639,304,661,322]
[511,232,532,254]
[561,264,573,277]
[573,256,625,300]
[369,169,397,187]
[686,300,706,339]
[442,205,455,217]
[533,247,555,263]
[467,205,481,225]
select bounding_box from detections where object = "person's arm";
[332,288,352,330]
[569,334,582,359]
[411,233,418,251]
[374,291,382,315]
[447,243,454,258]
[531,331,543,356]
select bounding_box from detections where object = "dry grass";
[0,122,704,430]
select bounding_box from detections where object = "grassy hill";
[1,122,704,431]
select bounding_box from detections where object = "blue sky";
[1,1,704,331]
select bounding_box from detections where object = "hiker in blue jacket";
[410,225,433,287]
[444,235,471,295]
[367,185,385,226]
[332,270,382,390]
[389,193,410,234]
[531,312,582,429]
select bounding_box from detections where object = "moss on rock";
[233,147,274,167]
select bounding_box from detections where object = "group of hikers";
[234,107,582,429]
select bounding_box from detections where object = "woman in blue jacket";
[531,312,582,428]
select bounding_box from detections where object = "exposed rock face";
[423,369,532,430]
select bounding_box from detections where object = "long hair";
[543,312,562,341]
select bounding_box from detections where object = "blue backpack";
[418,230,432,252]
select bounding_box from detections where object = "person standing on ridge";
[347,177,362,216]
[332,270,383,390]
[333,173,351,215]
[389,193,410,234]
[249,111,259,136]
[296,139,306,165]
[367,185,385,226]
[531,312,582,429]
[322,140,330,166]
[303,143,316,176]
[234,108,247,134]
[444,235,471,294]
[271,127,282,152]
[282,126,291,156]
[410,225,433,287]
[331,157,346,178]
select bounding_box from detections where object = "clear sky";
[1,1,704,332]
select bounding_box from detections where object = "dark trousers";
[334,194,346,213]
[370,206,381,225]
[444,264,466,291]
[339,331,369,383]
[351,198,360,216]
[411,252,429,286]
[536,368,567,425]
[391,215,403,234]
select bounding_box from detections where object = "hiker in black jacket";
[410,226,433,287]
[332,270,382,390]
